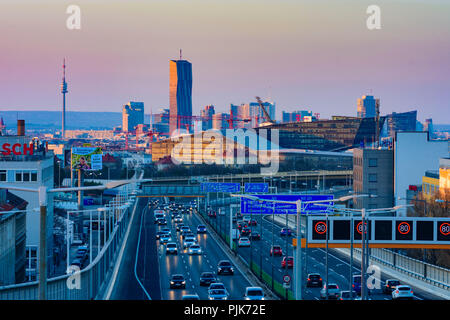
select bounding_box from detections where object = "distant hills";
[0,111,151,131]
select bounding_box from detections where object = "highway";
[108,197,444,300]
[110,197,256,300]
[205,204,444,300]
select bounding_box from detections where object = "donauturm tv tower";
[61,58,68,139]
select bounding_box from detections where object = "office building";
[384,110,417,138]
[357,95,379,118]
[422,170,440,201]
[169,59,193,135]
[282,110,314,123]
[353,148,394,210]
[259,116,385,151]
[394,131,449,216]
[439,158,450,196]
[122,101,144,132]
[201,105,215,131]
[212,113,230,130]
[423,118,435,139]
[0,121,54,280]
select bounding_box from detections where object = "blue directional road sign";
[244,183,269,193]
[201,182,241,193]
[240,194,334,215]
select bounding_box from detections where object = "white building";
[394,131,449,216]
[0,135,54,276]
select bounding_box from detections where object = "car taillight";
[395,290,399,294]
[319,278,322,281]
[307,278,310,281]
[410,291,413,294]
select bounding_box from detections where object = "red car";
[240,227,251,237]
[281,256,294,268]
[237,221,248,230]
[270,245,283,256]
[208,211,216,218]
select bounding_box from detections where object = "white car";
[188,244,202,255]
[392,285,414,300]
[160,234,172,244]
[165,242,178,254]
[238,237,251,247]
[320,283,340,300]
[244,287,265,300]
[242,215,251,223]
[183,238,196,249]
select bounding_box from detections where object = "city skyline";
[0,0,449,123]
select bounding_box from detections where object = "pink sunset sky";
[0,0,449,123]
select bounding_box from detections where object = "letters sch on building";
[1,142,34,156]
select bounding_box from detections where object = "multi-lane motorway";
[109,197,443,300]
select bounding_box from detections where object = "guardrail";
[0,183,140,300]
[355,248,450,290]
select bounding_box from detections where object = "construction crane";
[227,110,250,129]
[255,96,275,126]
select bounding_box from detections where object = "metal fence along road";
[0,183,140,300]
[358,248,450,290]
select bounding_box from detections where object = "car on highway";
[240,227,251,237]
[383,279,401,294]
[249,219,258,226]
[250,231,261,241]
[270,245,283,256]
[180,226,190,235]
[339,290,356,300]
[306,273,323,287]
[238,237,251,247]
[157,218,167,225]
[208,289,229,300]
[199,272,218,286]
[174,215,183,223]
[182,294,200,300]
[244,287,265,300]
[280,227,292,236]
[242,215,251,223]
[183,238,197,249]
[352,275,362,295]
[70,258,82,269]
[161,227,171,234]
[207,210,217,218]
[208,282,227,291]
[169,274,186,289]
[237,221,248,230]
[217,260,234,275]
[182,231,195,239]
[320,283,340,300]
[281,256,294,268]
[197,225,207,234]
[188,244,202,255]
[160,234,172,244]
[392,285,414,300]
[176,223,185,232]
[165,242,178,255]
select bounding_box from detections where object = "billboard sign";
[201,182,240,193]
[244,183,269,193]
[71,147,103,171]
[240,194,334,215]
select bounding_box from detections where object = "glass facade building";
[169,60,193,135]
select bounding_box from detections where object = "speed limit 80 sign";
[437,222,450,241]
[396,221,413,241]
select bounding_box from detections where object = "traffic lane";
[109,198,154,300]
[211,212,293,295]
[157,216,194,300]
[190,211,255,300]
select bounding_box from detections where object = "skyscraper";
[201,105,215,131]
[384,110,417,138]
[122,101,144,132]
[357,95,379,118]
[169,58,192,135]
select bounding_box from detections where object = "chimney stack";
[17,120,25,136]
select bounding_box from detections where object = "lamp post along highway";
[0,177,144,300]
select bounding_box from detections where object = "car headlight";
[170,281,174,284]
